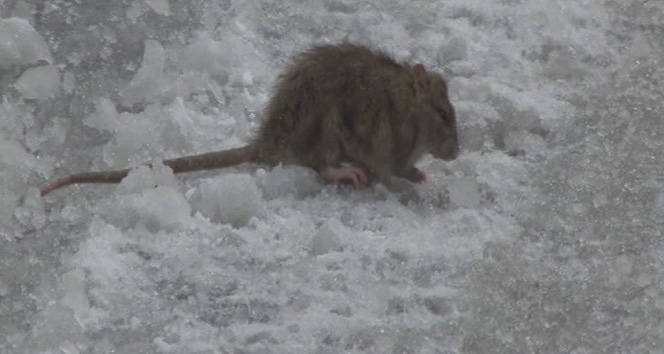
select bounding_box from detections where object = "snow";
[0,17,52,67]
[259,164,321,200]
[191,174,265,228]
[120,39,167,106]
[2,1,664,353]
[448,177,481,209]
[15,64,60,100]
[84,97,118,132]
[112,186,191,232]
[310,221,344,256]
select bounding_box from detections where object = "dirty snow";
[1,1,663,353]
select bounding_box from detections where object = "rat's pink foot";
[406,167,427,183]
[319,165,369,187]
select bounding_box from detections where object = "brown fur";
[41,43,458,196]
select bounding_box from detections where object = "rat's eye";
[437,105,455,124]
[432,101,448,121]
[438,108,449,121]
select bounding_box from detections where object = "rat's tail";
[40,145,257,196]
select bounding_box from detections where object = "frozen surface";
[448,177,481,209]
[192,174,265,228]
[15,64,59,99]
[0,17,52,67]
[2,1,664,353]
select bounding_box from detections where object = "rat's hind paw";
[319,165,369,187]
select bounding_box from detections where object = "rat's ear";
[413,64,428,94]
[413,64,427,80]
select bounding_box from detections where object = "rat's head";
[410,64,459,161]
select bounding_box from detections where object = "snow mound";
[112,186,191,231]
[259,164,321,199]
[116,161,180,194]
[15,64,60,100]
[0,17,52,67]
[191,174,265,227]
[104,163,191,231]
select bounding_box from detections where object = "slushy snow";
[2,1,663,353]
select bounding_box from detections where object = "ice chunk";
[84,98,118,132]
[311,223,344,256]
[13,187,46,229]
[78,219,132,285]
[114,186,191,231]
[60,268,92,326]
[0,138,48,225]
[241,71,254,86]
[164,97,198,140]
[191,174,265,227]
[0,173,23,225]
[0,17,52,67]
[120,39,167,105]
[103,163,191,231]
[145,0,170,16]
[15,65,60,100]
[116,161,180,195]
[62,70,76,93]
[18,303,88,353]
[101,110,154,167]
[448,177,481,208]
[260,165,320,199]
[175,33,243,78]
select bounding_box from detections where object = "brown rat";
[40,43,458,196]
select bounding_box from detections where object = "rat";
[40,43,459,196]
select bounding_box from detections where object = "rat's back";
[254,43,411,173]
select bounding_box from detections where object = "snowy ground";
[1,0,663,353]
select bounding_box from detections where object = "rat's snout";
[431,140,459,162]
[449,149,459,161]
[439,140,459,161]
